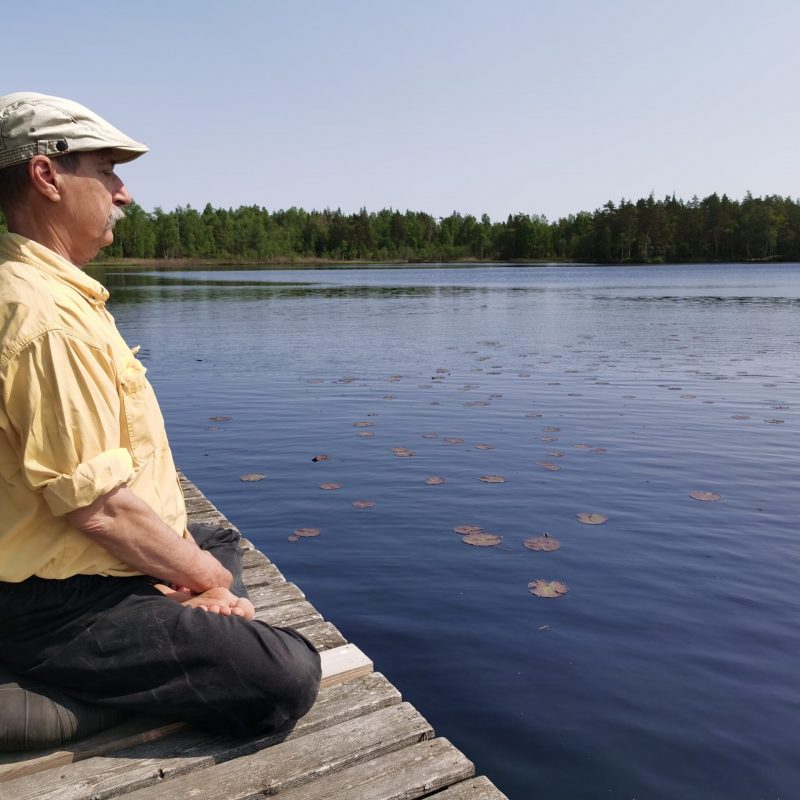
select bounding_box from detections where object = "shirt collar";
[0,233,110,306]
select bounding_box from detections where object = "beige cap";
[0,92,148,169]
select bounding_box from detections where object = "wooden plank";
[0,719,183,783]
[0,673,402,800]
[116,703,433,800]
[298,621,347,651]
[320,644,372,688]
[276,738,474,800]
[242,561,285,588]
[242,549,272,570]
[426,775,510,800]
[255,599,322,629]
[248,581,304,610]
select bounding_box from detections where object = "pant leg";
[0,575,321,737]
[187,522,249,599]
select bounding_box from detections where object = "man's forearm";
[66,485,232,593]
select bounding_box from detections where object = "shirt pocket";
[117,356,161,466]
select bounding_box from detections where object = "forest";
[2,192,799,264]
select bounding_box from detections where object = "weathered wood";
[255,599,322,629]
[320,644,373,688]
[242,561,285,588]
[297,621,347,651]
[242,548,272,570]
[276,738,474,800]
[109,703,433,800]
[248,581,304,610]
[0,719,183,783]
[0,674,402,800]
[427,775,510,800]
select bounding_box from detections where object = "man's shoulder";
[0,257,66,366]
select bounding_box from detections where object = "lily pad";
[209,415,232,422]
[294,527,321,537]
[542,426,561,432]
[689,491,721,502]
[319,482,343,490]
[537,461,561,471]
[352,499,376,509]
[524,534,561,552]
[453,524,483,535]
[463,532,502,547]
[573,443,592,449]
[479,475,507,483]
[353,421,373,428]
[732,414,751,420]
[240,473,266,482]
[426,476,447,485]
[474,443,495,450]
[311,454,330,462]
[391,447,415,457]
[577,513,607,525]
[539,436,558,442]
[528,580,569,598]
[357,431,375,438]
[421,433,439,439]
[444,437,464,445]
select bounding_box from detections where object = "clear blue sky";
[6,0,799,221]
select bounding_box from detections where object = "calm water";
[94,262,800,800]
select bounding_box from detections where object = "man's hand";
[153,584,255,620]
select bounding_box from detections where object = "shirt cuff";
[42,448,135,517]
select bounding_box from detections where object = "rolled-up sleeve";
[1,329,134,515]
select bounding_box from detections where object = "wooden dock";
[0,475,509,800]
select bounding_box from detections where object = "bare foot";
[153,585,255,620]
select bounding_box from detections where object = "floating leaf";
[474,443,495,450]
[352,499,375,509]
[319,482,343,490]
[573,443,592,449]
[426,476,447,485]
[287,534,300,542]
[577,513,607,525]
[454,524,483,535]
[540,436,558,442]
[524,534,561,552]
[594,447,607,454]
[548,451,564,458]
[689,491,721,502]
[240,473,266,482]
[391,447,415,457]
[353,421,373,428]
[421,433,439,439]
[209,415,232,422]
[528,580,569,598]
[463,532,502,546]
[542,426,561,432]
[479,475,507,483]
[444,437,464,445]
[357,431,375,438]
[207,426,221,431]
[525,412,543,418]
[537,462,561,471]
[294,527,321,537]
[311,454,330,462]
[732,414,751,420]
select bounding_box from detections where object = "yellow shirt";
[0,233,188,581]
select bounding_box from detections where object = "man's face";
[55,150,132,265]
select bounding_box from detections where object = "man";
[0,93,320,738]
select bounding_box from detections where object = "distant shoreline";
[89,256,790,270]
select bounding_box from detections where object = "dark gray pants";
[0,524,321,737]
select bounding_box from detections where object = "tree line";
[1,192,799,264]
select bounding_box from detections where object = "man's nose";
[113,180,133,207]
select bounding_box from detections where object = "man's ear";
[28,156,62,202]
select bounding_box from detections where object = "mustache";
[105,205,126,230]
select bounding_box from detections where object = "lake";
[93,261,800,800]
